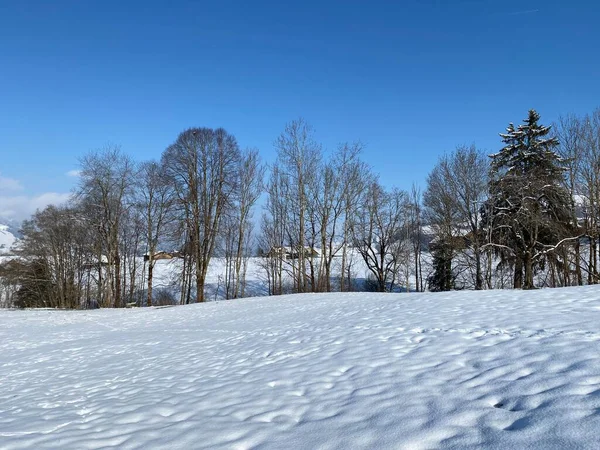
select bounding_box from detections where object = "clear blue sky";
[1,0,599,218]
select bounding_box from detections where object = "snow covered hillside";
[0,224,16,254]
[3,287,600,449]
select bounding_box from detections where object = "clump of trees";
[1,128,264,308]
[426,109,594,291]
[259,119,423,294]
[2,107,600,308]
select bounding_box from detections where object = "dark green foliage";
[0,258,54,308]
[427,239,455,292]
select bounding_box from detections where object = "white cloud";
[0,174,24,191]
[66,169,81,178]
[0,172,73,222]
[0,192,71,222]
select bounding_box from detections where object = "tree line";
[1,108,599,308]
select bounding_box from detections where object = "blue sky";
[1,0,599,219]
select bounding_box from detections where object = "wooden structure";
[266,246,320,260]
[143,251,184,262]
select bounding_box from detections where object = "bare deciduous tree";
[424,145,488,290]
[2,204,91,308]
[554,114,586,286]
[136,160,173,306]
[162,128,240,302]
[77,146,134,307]
[352,181,407,292]
[274,119,321,293]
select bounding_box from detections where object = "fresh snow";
[3,287,600,449]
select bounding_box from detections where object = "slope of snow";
[149,250,415,298]
[0,224,16,254]
[3,287,600,449]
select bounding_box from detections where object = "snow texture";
[3,287,600,449]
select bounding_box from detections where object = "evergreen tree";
[427,239,455,292]
[487,109,573,289]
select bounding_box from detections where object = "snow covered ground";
[149,249,418,299]
[3,287,600,449]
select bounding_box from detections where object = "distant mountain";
[0,225,16,254]
[0,216,21,254]
[0,216,21,237]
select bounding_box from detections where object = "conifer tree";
[427,240,455,292]
[487,110,573,289]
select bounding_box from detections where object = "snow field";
[2,287,600,448]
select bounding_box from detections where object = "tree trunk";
[196,263,205,302]
[561,247,570,287]
[444,251,453,291]
[147,261,154,307]
[114,253,122,307]
[186,259,193,304]
[588,235,594,284]
[474,249,483,290]
[340,226,348,292]
[523,252,534,289]
[514,256,523,289]
[592,234,598,284]
[414,244,420,292]
[550,257,557,288]
[378,268,385,292]
[575,240,583,286]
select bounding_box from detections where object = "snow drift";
[2,287,600,449]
